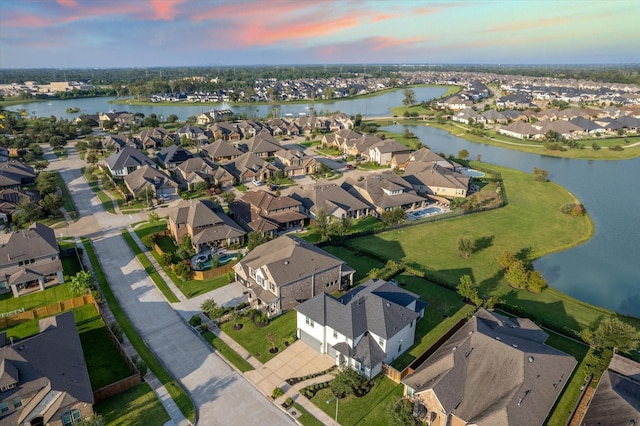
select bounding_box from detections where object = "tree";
[381,207,405,226]
[166,114,179,123]
[533,167,548,182]
[39,193,63,215]
[390,398,416,426]
[315,208,329,240]
[201,298,223,319]
[49,135,67,150]
[247,231,269,251]
[70,271,93,295]
[526,270,547,293]
[505,260,529,289]
[137,187,155,204]
[176,234,194,260]
[220,190,235,204]
[586,317,640,353]
[458,149,469,161]
[147,211,160,223]
[457,274,481,305]
[402,89,416,109]
[330,368,364,398]
[29,143,43,156]
[36,171,57,195]
[13,198,43,228]
[32,160,49,170]
[498,250,517,270]
[173,262,193,281]
[457,238,474,258]
[86,152,98,164]
[75,414,105,426]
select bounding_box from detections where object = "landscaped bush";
[608,144,623,151]
[110,321,124,343]
[271,386,284,399]
[188,315,202,327]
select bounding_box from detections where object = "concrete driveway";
[245,340,334,397]
[47,145,293,426]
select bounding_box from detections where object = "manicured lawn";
[82,238,195,423]
[220,310,297,363]
[202,330,254,372]
[133,221,168,240]
[293,403,325,426]
[53,171,78,219]
[74,303,134,390]
[340,164,640,335]
[121,230,179,303]
[322,246,384,284]
[86,175,118,214]
[350,216,385,234]
[390,273,475,370]
[95,383,170,426]
[0,282,73,315]
[544,330,592,426]
[315,147,342,157]
[310,375,402,426]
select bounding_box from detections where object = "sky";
[0,0,639,69]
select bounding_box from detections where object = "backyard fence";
[0,294,95,329]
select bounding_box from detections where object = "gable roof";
[290,182,370,217]
[0,222,59,267]
[402,309,576,426]
[123,165,177,194]
[202,140,243,159]
[156,145,193,167]
[345,171,426,209]
[370,139,410,154]
[105,146,155,171]
[239,133,282,155]
[403,162,470,190]
[241,190,301,214]
[0,161,36,188]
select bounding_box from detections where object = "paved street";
[45,146,293,425]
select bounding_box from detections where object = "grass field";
[310,376,402,426]
[202,330,255,372]
[74,303,133,390]
[95,383,170,426]
[220,310,297,363]
[292,403,325,426]
[53,171,78,219]
[322,245,384,284]
[82,238,195,422]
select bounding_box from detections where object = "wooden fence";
[193,264,234,281]
[0,294,95,329]
[93,373,142,403]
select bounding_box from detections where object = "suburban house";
[137,127,173,150]
[342,134,383,159]
[403,161,470,198]
[156,145,193,169]
[295,278,426,379]
[167,199,246,251]
[322,129,361,150]
[201,140,243,163]
[222,152,278,183]
[401,309,577,426]
[481,109,508,124]
[197,109,233,126]
[208,121,241,141]
[101,134,138,152]
[0,189,34,226]
[228,190,307,238]
[123,165,179,199]
[238,133,282,158]
[273,149,319,177]
[400,147,460,171]
[290,183,373,220]
[0,223,63,297]
[344,171,427,215]
[452,108,486,125]
[176,124,210,145]
[581,354,640,425]
[498,121,543,140]
[437,95,473,111]
[104,146,156,177]
[233,235,355,317]
[174,157,234,190]
[0,312,94,426]
[368,139,412,167]
[0,161,36,190]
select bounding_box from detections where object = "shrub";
[131,354,148,377]
[608,144,624,151]
[189,315,202,327]
[271,387,284,399]
[109,321,124,343]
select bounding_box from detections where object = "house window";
[62,412,72,426]
[305,317,314,328]
[0,402,8,413]
[406,387,414,397]
[333,330,338,339]
[13,397,22,408]
[410,320,413,328]
[71,409,81,422]
[354,361,361,371]
[398,343,402,353]
[269,282,275,292]
[378,337,385,346]
[256,275,264,286]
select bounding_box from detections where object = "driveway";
[47,145,293,425]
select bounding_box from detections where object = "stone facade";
[279,267,342,312]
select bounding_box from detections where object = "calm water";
[8,89,640,316]
[384,123,640,317]
[7,86,445,121]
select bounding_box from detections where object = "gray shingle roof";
[402,309,577,426]
[290,183,370,217]
[105,146,155,171]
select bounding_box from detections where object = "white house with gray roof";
[402,309,576,426]
[104,146,155,177]
[295,279,425,379]
[233,235,354,318]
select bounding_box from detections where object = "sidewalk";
[75,237,189,426]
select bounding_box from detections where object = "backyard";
[95,383,170,426]
[220,310,297,363]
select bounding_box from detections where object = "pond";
[383,123,640,317]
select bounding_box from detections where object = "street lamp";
[327,398,339,426]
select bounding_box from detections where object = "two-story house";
[273,149,319,177]
[233,236,355,317]
[403,162,470,199]
[104,146,156,177]
[0,223,63,297]
[344,171,427,216]
[295,279,426,379]
[0,161,36,190]
[290,183,373,220]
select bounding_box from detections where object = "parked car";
[269,184,279,191]
[252,180,264,186]
[345,164,354,170]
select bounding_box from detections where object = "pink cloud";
[369,36,428,51]
[148,0,188,20]
[57,0,78,7]
[370,13,399,22]
[193,0,321,22]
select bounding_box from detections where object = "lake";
[7,88,640,317]
[6,86,446,122]
[383,123,640,317]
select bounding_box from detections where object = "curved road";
[45,145,292,426]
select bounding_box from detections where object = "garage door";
[327,344,337,358]
[299,330,322,352]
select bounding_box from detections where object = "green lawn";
[86,174,118,214]
[292,403,325,426]
[81,238,195,423]
[544,330,592,426]
[74,304,134,390]
[390,273,475,370]
[322,246,384,284]
[53,171,78,219]
[95,383,170,426]
[340,164,640,334]
[310,375,402,426]
[0,282,73,315]
[220,310,297,363]
[202,330,254,372]
[133,222,168,240]
[121,230,180,303]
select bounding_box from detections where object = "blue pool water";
[192,253,237,270]
[408,207,443,219]
[461,168,485,178]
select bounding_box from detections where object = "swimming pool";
[461,168,485,178]
[407,206,444,220]
[191,252,237,270]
